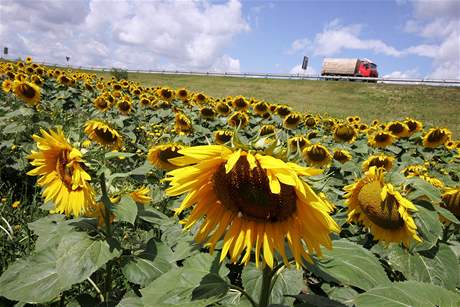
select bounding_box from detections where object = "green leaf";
[321,284,359,305]
[104,151,136,159]
[140,253,229,306]
[191,273,229,300]
[28,215,73,251]
[353,281,460,307]
[3,122,26,134]
[411,204,442,251]
[294,293,347,307]
[307,239,390,291]
[407,177,441,203]
[118,291,144,307]
[434,205,460,224]
[113,195,138,225]
[241,264,304,305]
[122,255,173,286]
[387,243,459,290]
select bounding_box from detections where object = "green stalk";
[258,266,274,307]
[100,173,113,305]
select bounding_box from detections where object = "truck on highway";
[321,58,378,79]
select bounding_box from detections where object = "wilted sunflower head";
[84,120,123,149]
[232,95,249,111]
[94,96,111,112]
[333,149,352,164]
[386,121,410,138]
[164,145,339,269]
[423,128,452,148]
[12,80,41,106]
[275,104,292,117]
[147,144,184,171]
[174,112,193,134]
[199,106,216,120]
[27,127,95,217]
[344,166,421,247]
[302,144,332,167]
[441,187,460,219]
[253,101,269,115]
[259,124,276,136]
[117,99,132,115]
[403,164,427,177]
[368,130,394,148]
[304,116,317,128]
[228,111,249,128]
[362,154,395,172]
[333,123,357,143]
[130,186,152,205]
[214,130,234,144]
[215,101,231,116]
[404,118,423,135]
[288,136,310,152]
[2,79,12,93]
[283,112,302,129]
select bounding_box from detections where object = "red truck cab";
[358,59,378,77]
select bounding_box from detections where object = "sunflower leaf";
[386,243,459,290]
[411,204,443,252]
[306,239,390,291]
[113,195,138,225]
[352,281,460,307]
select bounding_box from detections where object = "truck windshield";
[370,63,377,69]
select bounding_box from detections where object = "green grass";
[70,68,460,137]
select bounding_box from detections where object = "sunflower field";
[0,58,460,307]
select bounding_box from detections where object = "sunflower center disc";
[21,84,36,98]
[335,126,354,141]
[307,147,326,162]
[158,147,182,162]
[94,128,117,143]
[213,157,297,222]
[358,181,404,229]
[375,133,390,142]
[427,130,444,143]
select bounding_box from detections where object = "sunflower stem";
[258,266,274,307]
[100,173,113,305]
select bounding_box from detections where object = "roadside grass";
[68,68,460,137]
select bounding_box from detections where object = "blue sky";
[1,0,458,78]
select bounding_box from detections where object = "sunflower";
[1,79,12,93]
[174,112,193,134]
[333,149,352,164]
[275,105,291,117]
[12,80,41,106]
[94,96,111,112]
[214,130,234,144]
[58,74,74,86]
[25,56,33,64]
[84,120,123,149]
[423,128,452,148]
[130,186,151,205]
[307,131,318,140]
[346,116,355,124]
[288,136,310,153]
[140,97,151,107]
[117,98,133,115]
[445,140,456,150]
[253,101,269,115]
[164,145,340,269]
[216,101,231,116]
[199,107,216,120]
[345,167,421,246]
[362,154,394,172]
[193,93,208,105]
[333,123,357,143]
[147,144,184,171]
[112,83,122,91]
[232,96,249,111]
[441,187,460,219]
[302,144,332,167]
[85,201,114,227]
[304,116,317,128]
[368,131,394,148]
[386,121,410,138]
[157,87,174,102]
[176,88,189,101]
[283,112,302,129]
[228,111,249,128]
[404,118,423,135]
[27,128,95,217]
[259,125,276,136]
[403,164,427,177]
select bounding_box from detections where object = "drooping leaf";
[306,239,390,291]
[122,256,172,287]
[411,204,443,251]
[353,281,460,307]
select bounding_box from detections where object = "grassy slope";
[73,69,460,137]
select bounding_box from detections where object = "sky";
[0,0,459,79]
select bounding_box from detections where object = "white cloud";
[287,38,310,54]
[289,64,316,75]
[0,0,249,72]
[383,68,420,79]
[312,20,402,57]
